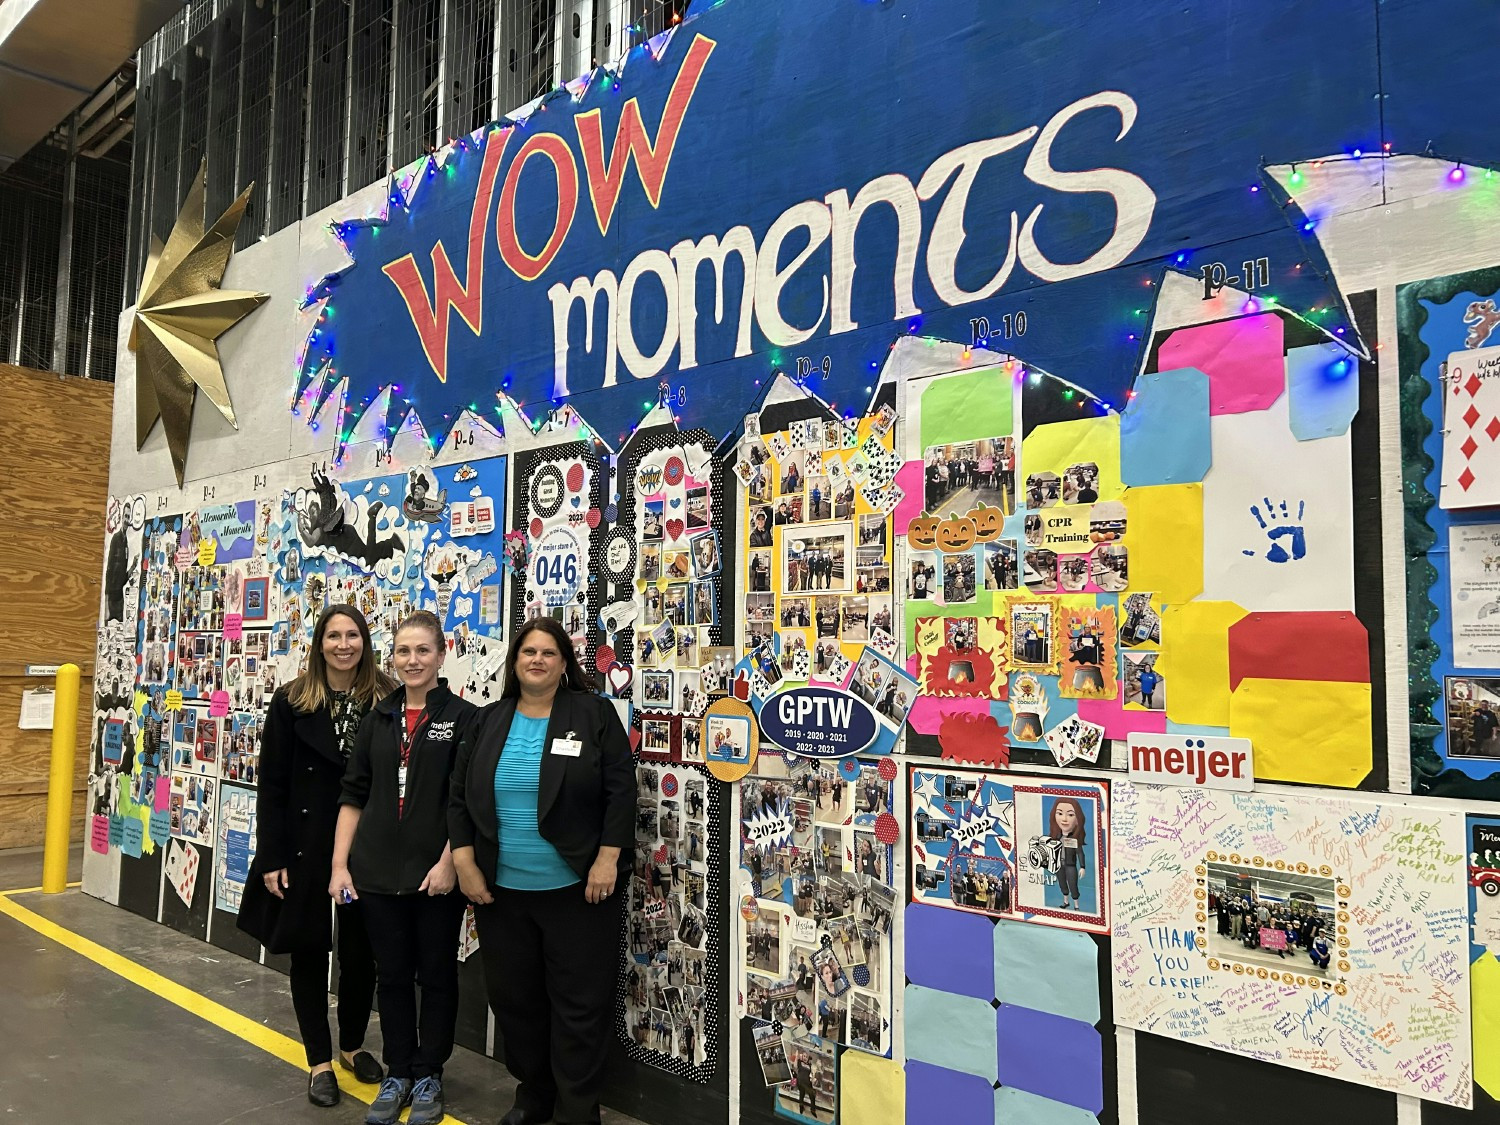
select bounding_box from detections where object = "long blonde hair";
[286,603,396,714]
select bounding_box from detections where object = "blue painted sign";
[299,0,1494,451]
[759,686,880,759]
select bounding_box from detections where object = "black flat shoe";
[340,1050,385,1084]
[499,1107,552,1125]
[308,1070,340,1107]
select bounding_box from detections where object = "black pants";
[289,902,377,1067]
[476,884,623,1125]
[360,891,468,1080]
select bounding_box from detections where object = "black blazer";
[341,682,476,895]
[449,689,635,889]
[239,686,364,953]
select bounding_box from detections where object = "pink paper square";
[1157,312,1285,415]
[892,460,924,533]
[1077,695,1167,740]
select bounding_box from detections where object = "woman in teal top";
[450,618,635,1125]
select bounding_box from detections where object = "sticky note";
[223,613,243,641]
[1230,676,1371,786]
[1286,341,1359,440]
[841,1050,904,1125]
[209,691,230,718]
[1121,367,1212,486]
[121,818,144,858]
[1156,601,1248,728]
[107,815,124,848]
[1158,311,1285,415]
[165,690,183,712]
[90,816,110,854]
[1124,483,1204,604]
[149,809,172,845]
[197,538,217,566]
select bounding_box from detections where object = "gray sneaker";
[408,1076,446,1125]
[365,1077,412,1125]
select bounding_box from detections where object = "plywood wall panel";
[0,364,112,847]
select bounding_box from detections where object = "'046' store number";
[532,528,582,607]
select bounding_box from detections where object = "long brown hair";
[1047,797,1088,846]
[501,616,594,698]
[286,603,396,714]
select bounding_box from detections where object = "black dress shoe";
[340,1050,385,1084]
[308,1070,341,1107]
[499,1107,552,1125]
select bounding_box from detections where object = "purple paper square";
[905,901,996,999]
[995,1004,1103,1113]
[905,1059,996,1125]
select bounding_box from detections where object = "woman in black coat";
[330,610,477,1125]
[238,604,396,1107]
[450,617,635,1125]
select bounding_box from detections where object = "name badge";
[397,765,408,798]
[550,737,582,758]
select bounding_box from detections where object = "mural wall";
[89,0,1500,1123]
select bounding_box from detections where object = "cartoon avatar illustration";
[297,468,404,568]
[402,469,448,523]
[1048,797,1088,910]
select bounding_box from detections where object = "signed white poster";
[1111,782,1472,1108]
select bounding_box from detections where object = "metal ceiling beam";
[0,0,187,170]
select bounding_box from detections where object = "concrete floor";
[0,844,647,1125]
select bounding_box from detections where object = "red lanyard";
[398,706,428,768]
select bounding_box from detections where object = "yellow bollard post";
[42,663,81,894]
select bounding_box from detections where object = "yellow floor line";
[0,888,476,1124]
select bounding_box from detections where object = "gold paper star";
[131,159,269,486]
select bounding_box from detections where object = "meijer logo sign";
[1127,734,1254,792]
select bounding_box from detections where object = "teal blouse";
[492,713,580,890]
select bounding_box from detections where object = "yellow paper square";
[839,1050,904,1125]
[1471,953,1500,1101]
[1123,483,1203,604]
[1156,601,1247,728]
[1020,415,1122,502]
[1230,677,1372,786]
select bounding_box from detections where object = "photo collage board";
[1400,261,1500,799]
[737,752,898,1124]
[898,313,1375,795]
[731,400,917,756]
[613,422,731,1082]
[87,453,512,932]
[505,427,729,1083]
[901,363,1137,771]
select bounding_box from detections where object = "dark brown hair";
[286,603,396,714]
[1047,797,1088,846]
[501,616,594,698]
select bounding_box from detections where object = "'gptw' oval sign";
[759,687,880,759]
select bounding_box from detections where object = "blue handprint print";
[1243,498,1306,563]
